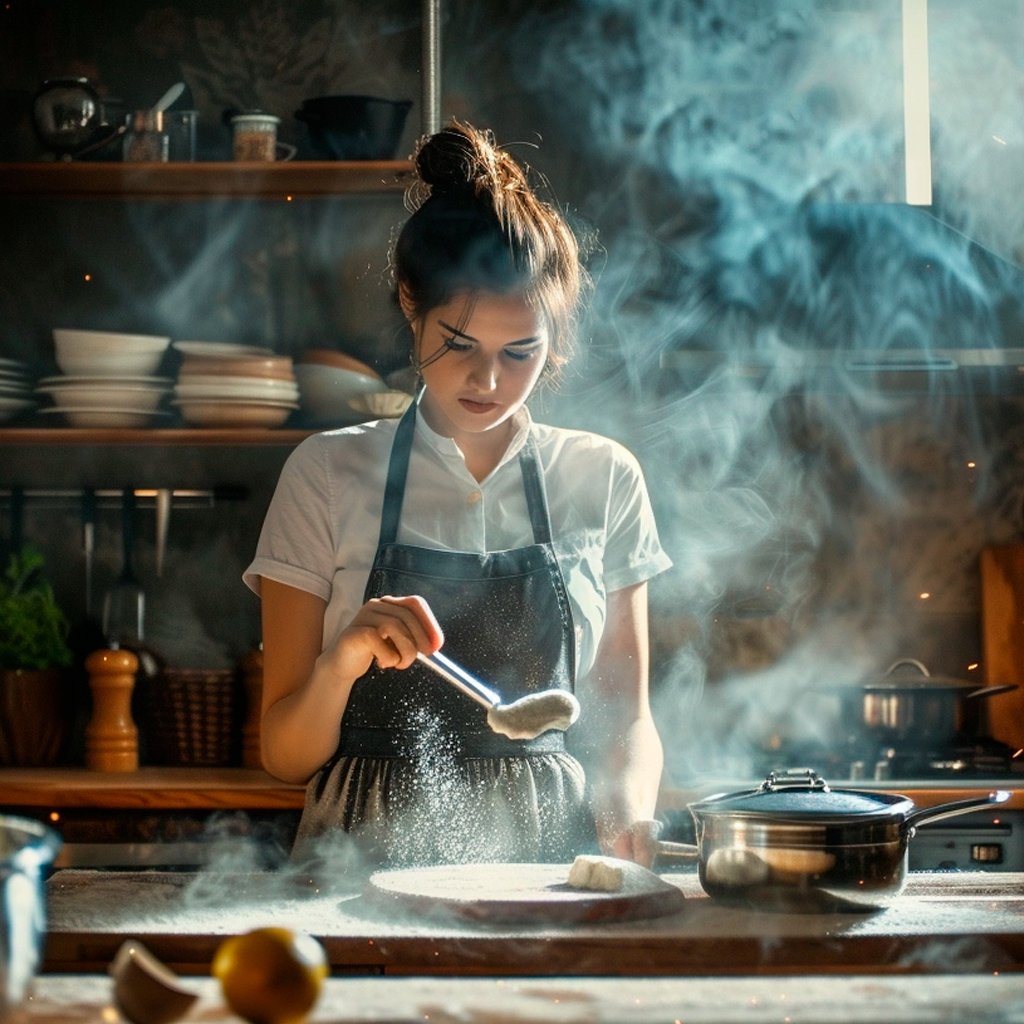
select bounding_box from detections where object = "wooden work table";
[43,868,1024,978]
[15,972,1024,1024]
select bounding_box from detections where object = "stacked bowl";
[0,358,35,424]
[171,342,299,428]
[295,348,409,427]
[37,330,172,428]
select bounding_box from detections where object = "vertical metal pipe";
[422,0,442,136]
[902,0,932,206]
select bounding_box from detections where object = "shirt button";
[466,489,483,505]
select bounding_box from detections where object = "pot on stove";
[857,658,1016,747]
[654,767,1009,912]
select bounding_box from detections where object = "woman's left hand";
[599,817,664,869]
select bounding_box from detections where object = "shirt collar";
[413,394,532,471]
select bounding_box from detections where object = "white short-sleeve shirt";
[244,406,672,680]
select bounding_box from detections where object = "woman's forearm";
[590,711,663,840]
[260,651,358,783]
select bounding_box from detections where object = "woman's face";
[410,291,549,441]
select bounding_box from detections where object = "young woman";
[244,121,672,867]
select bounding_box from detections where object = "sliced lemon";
[212,927,328,1024]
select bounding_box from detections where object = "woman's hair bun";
[415,124,481,195]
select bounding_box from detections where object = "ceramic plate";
[172,341,275,358]
[173,384,299,402]
[37,374,173,387]
[0,397,34,423]
[39,406,171,428]
[173,400,296,428]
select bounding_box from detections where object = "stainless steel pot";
[656,768,1009,912]
[858,659,1015,746]
[0,815,61,1012]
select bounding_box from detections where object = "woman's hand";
[598,817,663,870]
[327,594,445,680]
[259,583,444,784]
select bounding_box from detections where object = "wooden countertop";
[0,767,305,810]
[1,768,1018,812]
[44,868,1024,977]
[18,972,1024,1023]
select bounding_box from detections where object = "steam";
[509,0,1024,781]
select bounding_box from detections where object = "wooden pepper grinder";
[240,645,264,769]
[85,648,139,771]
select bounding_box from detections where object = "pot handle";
[904,790,1010,834]
[885,658,930,677]
[653,840,701,863]
[965,684,1018,699]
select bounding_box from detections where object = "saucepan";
[855,658,1016,746]
[0,814,62,1012]
[652,768,1009,912]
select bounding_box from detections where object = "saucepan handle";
[904,790,1010,833]
[653,839,701,861]
[630,819,701,865]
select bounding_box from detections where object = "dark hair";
[393,121,589,381]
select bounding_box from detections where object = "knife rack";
[0,486,248,510]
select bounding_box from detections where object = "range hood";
[660,347,1024,394]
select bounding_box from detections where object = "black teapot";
[32,77,124,160]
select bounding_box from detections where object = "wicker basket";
[138,667,242,767]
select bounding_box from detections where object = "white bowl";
[346,389,413,419]
[53,330,171,377]
[38,383,170,412]
[294,363,387,425]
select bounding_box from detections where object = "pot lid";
[862,657,978,692]
[690,768,915,823]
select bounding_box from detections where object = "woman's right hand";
[260,585,445,784]
[327,594,445,681]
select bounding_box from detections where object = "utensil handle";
[416,650,502,709]
[654,840,701,861]
[121,488,135,577]
[155,488,171,578]
[82,488,95,617]
[905,790,1010,831]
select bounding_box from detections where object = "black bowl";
[295,95,412,161]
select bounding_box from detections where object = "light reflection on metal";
[902,0,932,205]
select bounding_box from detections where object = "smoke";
[508,0,1024,780]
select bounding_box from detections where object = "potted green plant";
[0,545,73,766]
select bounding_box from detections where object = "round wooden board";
[365,861,687,925]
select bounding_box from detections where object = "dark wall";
[4,1,1024,778]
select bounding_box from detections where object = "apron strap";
[518,437,553,545]
[376,401,417,549]
[376,400,555,548]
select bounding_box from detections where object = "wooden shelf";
[0,766,304,810]
[0,160,414,199]
[0,427,317,446]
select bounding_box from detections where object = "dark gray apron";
[299,402,595,865]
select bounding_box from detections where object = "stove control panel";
[909,810,1022,872]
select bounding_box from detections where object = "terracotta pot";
[0,667,66,766]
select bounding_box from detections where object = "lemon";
[212,927,328,1024]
